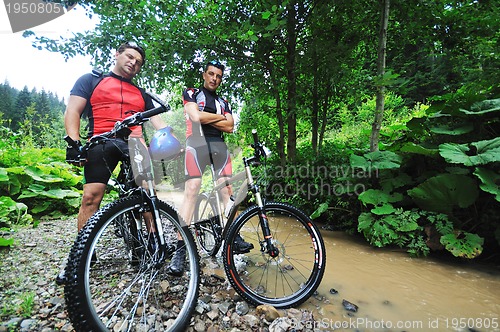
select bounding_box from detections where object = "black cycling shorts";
[84,138,151,185]
[184,136,232,180]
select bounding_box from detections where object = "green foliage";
[19,291,36,318]
[0,289,36,320]
[351,90,499,259]
[439,137,500,166]
[0,161,82,223]
[407,174,479,214]
[0,83,66,148]
[473,168,500,202]
[440,232,484,259]
[357,208,454,257]
[0,236,15,247]
[0,122,82,241]
[332,93,420,150]
[0,196,32,226]
[350,150,402,171]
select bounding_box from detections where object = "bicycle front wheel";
[223,202,326,309]
[64,196,199,332]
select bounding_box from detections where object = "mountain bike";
[193,130,326,309]
[62,93,199,332]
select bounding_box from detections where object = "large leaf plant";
[348,92,499,259]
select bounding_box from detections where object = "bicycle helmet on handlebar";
[149,126,182,161]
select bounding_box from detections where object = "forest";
[1,0,499,261]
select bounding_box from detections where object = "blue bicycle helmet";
[149,126,182,161]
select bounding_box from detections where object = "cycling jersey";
[70,71,154,138]
[70,71,154,184]
[182,86,232,138]
[182,86,232,179]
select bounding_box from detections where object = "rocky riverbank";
[0,218,336,332]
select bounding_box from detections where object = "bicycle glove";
[66,141,85,164]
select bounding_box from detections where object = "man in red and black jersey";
[167,60,253,276]
[58,42,168,284]
[65,42,168,230]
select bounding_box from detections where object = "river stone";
[218,301,234,314]
[241,314,260,327]
[193,319,206,332]
[206,325,220,332]
[207,309,219,320]
[20,319,37,330]
[342,299,359,312]
[195,300,211,314]
[269,317,292,332]
[235,301,249,315]
[287,308,302,321]
[256,304,281,321]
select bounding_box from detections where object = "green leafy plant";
[352,92,498,259]
[473,168,500,202]
[439,137,500,166]
[440,231,484,259]
[407,174,479,214]
[0,196,32,226]
[358,208,455,257]
[0,125,84,240]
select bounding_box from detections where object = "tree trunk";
[318,92,330,153]
[370,0,390,152]
[274,90,286,166]
[267,59,287,166]
[311,47,319,154]
[286,1,298,162]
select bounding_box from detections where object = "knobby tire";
[64,196,199,332]
[223,202,326,309]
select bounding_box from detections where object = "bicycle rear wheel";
[193,192,223,256]
[223,202,326,308]
[64,196,199,332]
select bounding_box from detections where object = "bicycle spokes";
[223,202,325,308]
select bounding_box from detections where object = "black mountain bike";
[62,93,199,332]
[193,130,326,308]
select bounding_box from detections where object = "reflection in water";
[305,231,500,331]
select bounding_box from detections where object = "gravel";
[0,218,325,332]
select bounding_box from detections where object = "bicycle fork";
[245,165,279,258]
[131,146,169,267]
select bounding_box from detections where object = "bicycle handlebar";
[250,129,272,161]
[64,94,171,152]
[252,129,259,147]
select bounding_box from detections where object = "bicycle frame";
[127,140,170,264]
[194,130,279,257]
[65,92,173,264]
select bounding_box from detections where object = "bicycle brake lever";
[262,145,272,158]
[64,135,81,151]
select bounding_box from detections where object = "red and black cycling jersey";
[70,71,153,138]
[182,86,232,139]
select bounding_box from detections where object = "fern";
[427,213,453,235]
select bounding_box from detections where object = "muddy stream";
[159,189,500,331]
[307,230,500,331]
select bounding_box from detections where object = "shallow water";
[158,189,500,331]
[306,231,500,332]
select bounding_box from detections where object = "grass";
[19,291,36,318]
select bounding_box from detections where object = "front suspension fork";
[251,184,279,258]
